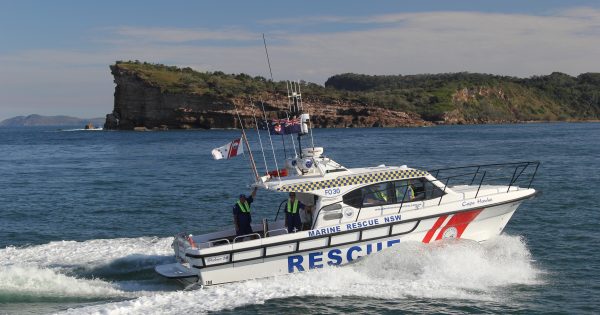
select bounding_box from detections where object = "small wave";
[58,128,104,132]
[0,265,128,303]
[57,234,543,315]
[0,237,173,271]
[0,236,176,299]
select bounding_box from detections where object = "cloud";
[96,7,600,80]
[107,26,258,43]
[1,7,600,119]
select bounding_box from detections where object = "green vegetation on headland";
[114,60,600,124]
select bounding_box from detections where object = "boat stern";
[155,233,201,286]
[154,262,198,285]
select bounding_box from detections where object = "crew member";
[396,180,415,202]
[285,192,304,233]
[300,198,314,231]
[365,183,389,205]
[405,180,415,201]
[233,187,257,237]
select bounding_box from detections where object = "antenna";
[285,111,298,157]
[263,34,288,160]
[260,100,282,183]
[308,107,316,149]
[250,99,269,175]
[263,33,274,83]
[287,80,303,115]
[286,81,291,112]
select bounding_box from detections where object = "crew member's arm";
[250,187,257,199]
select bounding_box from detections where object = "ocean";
[0,123,598,314]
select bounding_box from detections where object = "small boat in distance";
[83,122,102,131]
[155,82,540,287]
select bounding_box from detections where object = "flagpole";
[242,130,259,181]
[281,133,287,158]
[235,107,260,182]
[308,108,316,150]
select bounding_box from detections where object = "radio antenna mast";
[263,33,274,83]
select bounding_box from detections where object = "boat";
[83,122,103,131]
[155,83,540,287]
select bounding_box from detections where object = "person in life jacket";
[365,183,389,206]
[285,192,304,233]
[233,187,257,237]
[375,190,388,202]
[401,180,415,202]
[393,180,415,203]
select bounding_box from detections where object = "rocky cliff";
[104,63,430,130]
[105,62,600,130]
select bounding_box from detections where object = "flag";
[211,138,244,160]
[285,118,302,134]
[268,118,301,135]
[268,119,285,135]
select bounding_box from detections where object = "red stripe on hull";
[434,208,483,241]
[422,215,448,243]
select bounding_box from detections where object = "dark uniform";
[233,195,253,236]
[285,198,304,233]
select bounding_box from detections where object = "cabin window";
[320,203,342,212]
[394,178,445,202]
[323,213,343,220]
[343,189,363,208]
[394,180,415,202]
[343,182,393,208]
[362,182,393,206]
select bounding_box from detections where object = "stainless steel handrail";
[205,238,231,247]
[274,199,287,221]
[266,228,289,237]
[310,161,540,226]
[233,233,261,243]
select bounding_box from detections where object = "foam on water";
[57,234,543,315]
[0,237,174,303]
[0,237,173,270]
[0,265,127,302]
[57,128,104,132]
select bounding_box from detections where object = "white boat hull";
[156,197,528,286]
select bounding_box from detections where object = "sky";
[1,0,600,120]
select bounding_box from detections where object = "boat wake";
[0,237,174,304]
[44,234,543,315]
[58,128,104,132]
[0,265,126,303]
[0,237,173,271]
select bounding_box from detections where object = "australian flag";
[268,118,301,135]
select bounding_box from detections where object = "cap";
[239,194,246,198]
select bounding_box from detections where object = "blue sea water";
[0,123,599,314]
